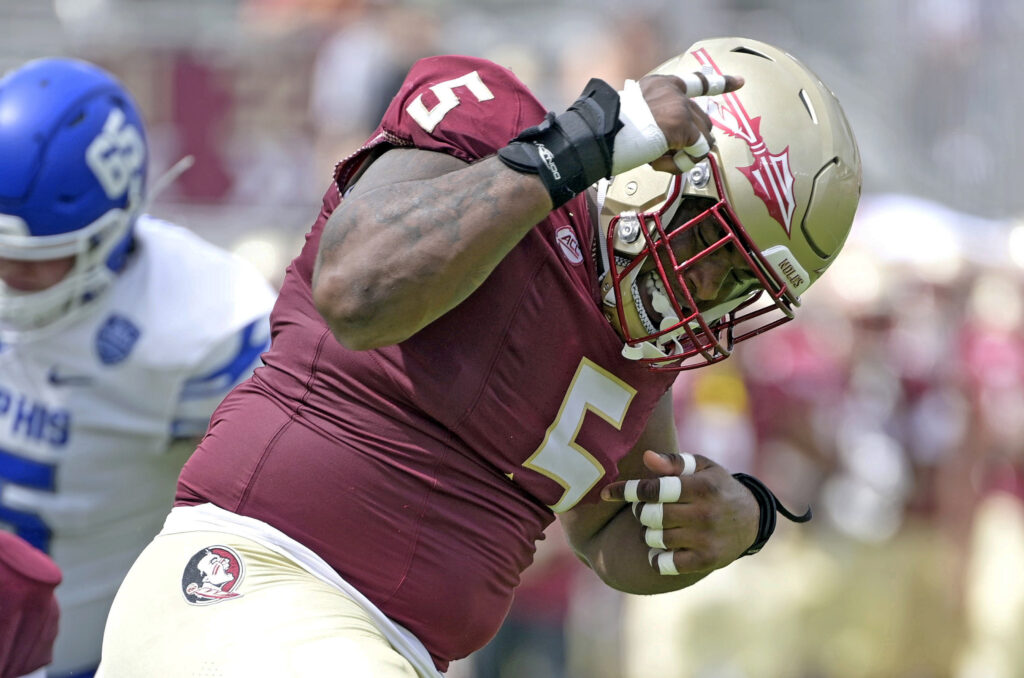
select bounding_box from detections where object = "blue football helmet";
[0,57,147,337]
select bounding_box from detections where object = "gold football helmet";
[599,37,861,370]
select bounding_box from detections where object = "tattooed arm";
[312,149,553,350]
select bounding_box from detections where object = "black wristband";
[732,472,812,556]
[497,78,623,208]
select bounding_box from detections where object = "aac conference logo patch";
[180,545,245,605]
[96,314,140,365]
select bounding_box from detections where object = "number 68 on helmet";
[598,37,862,371]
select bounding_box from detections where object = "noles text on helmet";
[598,36,862,371]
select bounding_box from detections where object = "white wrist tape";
[612,79,668,175]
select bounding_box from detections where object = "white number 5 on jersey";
[406,71,495,133]
[525,358,637,513]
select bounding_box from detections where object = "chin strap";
[732,472,812,556]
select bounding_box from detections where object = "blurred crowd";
[6,0,1024,677]
[621,196,1024,678]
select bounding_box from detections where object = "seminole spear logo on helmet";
[691,48,797,237]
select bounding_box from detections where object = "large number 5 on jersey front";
[407,71,495,133]
[525,358,636,513]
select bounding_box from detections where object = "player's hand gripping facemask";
[598,37,862,371]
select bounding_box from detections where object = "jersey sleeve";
[377,55,549,162]
[131,218,277,440]
[171,314,271,439]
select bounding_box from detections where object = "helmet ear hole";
[730,46,774,61]
[802,157,858,261]
[798,90,819,124]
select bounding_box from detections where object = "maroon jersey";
[0,532,61,678]
[177,56,676,670]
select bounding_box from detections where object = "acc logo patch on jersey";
[96,314,141,365]
[554,226,584,266]
[181,545,245,605]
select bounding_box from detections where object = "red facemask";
[599,155,798,371]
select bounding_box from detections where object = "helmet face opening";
[601,154,797,372]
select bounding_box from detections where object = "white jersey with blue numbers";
[0,215,276,677]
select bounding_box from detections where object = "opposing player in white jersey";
[0,58,277,678]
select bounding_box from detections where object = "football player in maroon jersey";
[100,37,859,678]
[0,532,61,678]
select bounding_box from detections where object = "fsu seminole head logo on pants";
[180,545,245,605]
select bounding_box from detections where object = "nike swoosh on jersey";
[47,368,94,386]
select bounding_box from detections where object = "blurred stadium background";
[5,1,1024,677]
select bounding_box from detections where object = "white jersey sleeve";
[171,315,271,438]
[128,216,276,438]
[0,215,275,675]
